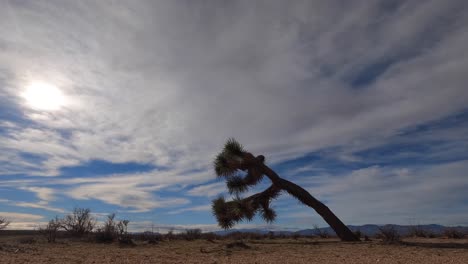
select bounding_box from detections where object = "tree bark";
[259,163,359,242]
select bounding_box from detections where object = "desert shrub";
[137,231,161,244]
[313,224,329,238]
[226,241,251,249]
[377,225,401,244]
[201,232,220,242]
[408,225,428,238]
[184,229,202,241]
[292,232,301,240]
[117,219,134,245]
[39,217,61,243]
[444,228,465,239]
[0,217,10,230]
[224,232,264,240]
[164,228,175,241]
[354,229,362,239]
[61,208,96,237]
[95,213,118,243]
[18,237,36,244]
[267,231,275,239]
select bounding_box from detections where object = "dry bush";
[39,217,61,243]
[184,229,202,241]
[137,231,161,244]
[201,232,220,242]
[0,217,10,230]
[95,213,118,243]
[354,229,362,240]
[226,241,251,249]
[117,219,134,245]
[61,208,96,237]
[18,237,36,244]
[164,228,175,241]
[408,225,428,238]
[444,228,465,239]
[225,232,264,240]
[313,224,329,238]
[377,225,401,244]
[267,231,276,239]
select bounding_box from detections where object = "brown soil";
[1,236,467,263]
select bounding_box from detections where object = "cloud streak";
[0,0,467,228]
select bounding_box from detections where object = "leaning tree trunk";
[258,161,358,241]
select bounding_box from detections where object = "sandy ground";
[1,236,468,264]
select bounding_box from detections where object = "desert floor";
[1,236,468,264]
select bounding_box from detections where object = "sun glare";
[22,82,66,111]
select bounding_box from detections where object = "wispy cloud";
[20,187,55,201]
[0,212,43,221]
[301,161,468,225]
[68,182,190,213]
[167,204,211,215]
[0,0,467,228]
[186,182,226,197]
[14,201,65,213]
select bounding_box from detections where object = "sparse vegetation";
[60,207,96,237]
[212,138,359,241]
[18,236,37,244]
[95,213,118,243]
[116,219,134,245]
[184,229,202,241]
[137,231,161,244]
[444,228,465,239]
[408,225,428,238]
[202,232,219,243]
[353,229,362,239]
[0,217,10,230]
[94,213,133,245]
[164,228,175,241]
[2,236,468,263]
[39,217,61,243]
[313,224,329,238]
[377,225,401,244]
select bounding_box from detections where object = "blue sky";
[1,0,468,232]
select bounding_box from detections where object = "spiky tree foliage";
[212,138,359,242]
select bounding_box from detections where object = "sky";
[1,0,468,232]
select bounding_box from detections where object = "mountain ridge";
[213,224,468,236]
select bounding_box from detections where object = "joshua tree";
[212,138,359,241]
[0,217,10,230]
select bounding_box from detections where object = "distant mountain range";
[213,224,468,236]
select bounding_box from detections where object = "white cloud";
[0,1,467,225]
[186,182,226,197]
[301,161,468,225]
[14,202,65,213]
[0,212,44,222]
[0,198,65,213]
[67,182,189,213]
[0,1,466,176]
[20,187,55,201]
[167,204,211,215]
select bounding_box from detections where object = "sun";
[21,82,66,111]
